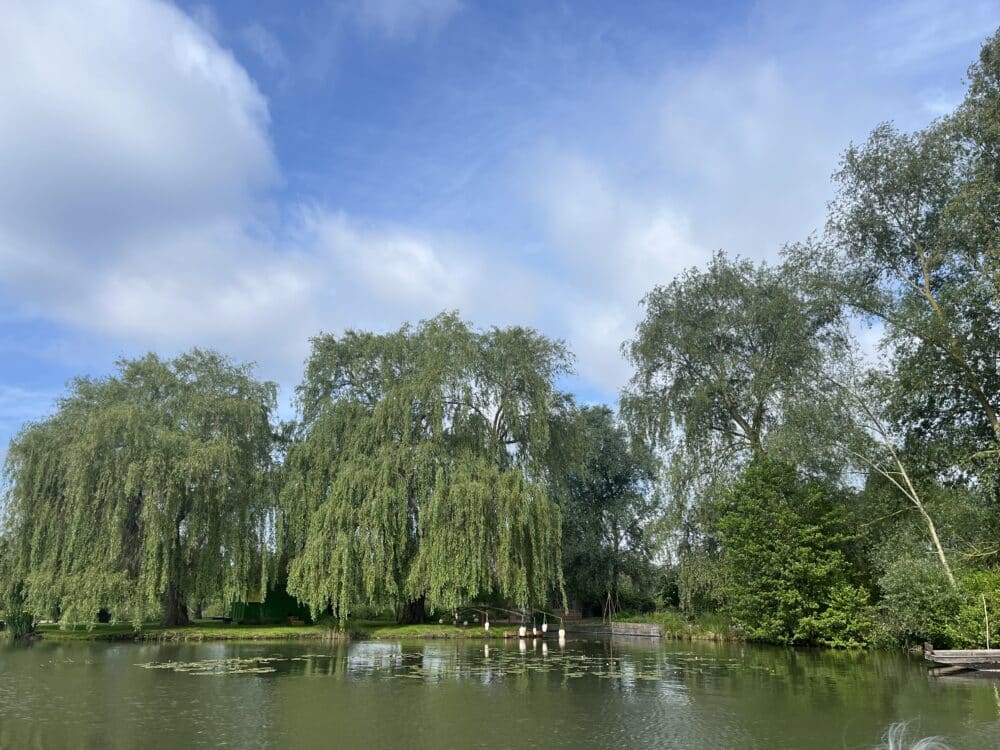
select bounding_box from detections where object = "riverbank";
[32,619,507,642]
[34,621,342,642]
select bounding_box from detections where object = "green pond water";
[1,636,999,749]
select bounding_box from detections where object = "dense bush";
[800,583,878,648]
[946,569,1000,648]
[717,460,867,645]
[878,557,961,646]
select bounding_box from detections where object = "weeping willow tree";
[281,313,570,622]
[0,350,277,626]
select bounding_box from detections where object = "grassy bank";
[34,621,342,642]
[32,618,505,643]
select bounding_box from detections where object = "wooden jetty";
[924,642,1000,672]
[562,621,663,638]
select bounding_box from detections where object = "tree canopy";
[623,251,845,466]
[559,405,658,616]
[1,351,277,626]
[280,313,570,621]
[621,252,847,611]
[792,30,1000,467]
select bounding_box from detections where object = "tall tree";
[622,253,846,609]
[559,406,658,617]
[281,313,569,622]
[784,31,1000,578]
[792,30,1000,463]
[623,252,845,465]
[819,371,958,586]
[1,351,277,626]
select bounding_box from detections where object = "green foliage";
[944,569,1000,648]
[1,350,278,626]
[799,584,877,649]
[878,563,1000,648]
[559,405,658,614]
[792,32,1000,467]
[878,557,960,645]
[1,546,34,638]
[623,251,845,463]
[717,460,860,645]
[622,253,848,614]
[775,31,1000,646]
[282,313,569,620]
[618,608,736,640]
[4,32,1000,652]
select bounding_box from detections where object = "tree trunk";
[918,507,957,588]
[160,582,190,626]
[193,601,204,620]
[399,595,426,624]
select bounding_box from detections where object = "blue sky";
[0,0,996,457]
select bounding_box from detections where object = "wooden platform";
[924,643,1000,672]
[566,620,663,638]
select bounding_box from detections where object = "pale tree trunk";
[833,377,957,587]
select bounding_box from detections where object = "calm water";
[1,636,999,749]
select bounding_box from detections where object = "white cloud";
[869,0,998,68]
[517,5,994,394]
[240,22,288,71]
[528,153,709,391]
[0,0,308,373]
[305,212,473,316]
[654,57,843,261]
[349,0,462,39]
[0,1,276,248]
[0,1,530,392]
[0,0,522,388]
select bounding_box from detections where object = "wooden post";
[984,594,991,650]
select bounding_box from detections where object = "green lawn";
[35,620,339,642]
[33,618,503,642]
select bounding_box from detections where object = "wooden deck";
[566,620,663,638]
[924,643,1000,672]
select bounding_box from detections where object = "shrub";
[879,557,960,646]
[945,568,1000,648]
[717,459,852,644]
[799,583,877,648]
[3,610,35,639]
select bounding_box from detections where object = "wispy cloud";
[348,0,462,39]
[239,22,288,71]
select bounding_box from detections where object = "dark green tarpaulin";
[230,585,311,624]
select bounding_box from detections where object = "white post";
[984,594,991,650]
